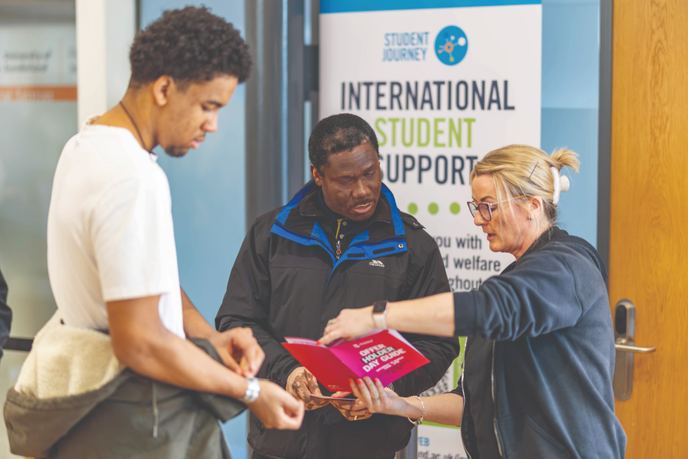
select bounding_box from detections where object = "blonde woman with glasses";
[320,145,627,459]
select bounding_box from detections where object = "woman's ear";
[530,196,544,218]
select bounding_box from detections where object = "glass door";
[0,0,77,456]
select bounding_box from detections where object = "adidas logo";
[369,259,385,268]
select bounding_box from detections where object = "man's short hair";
[129,6,251,86]
[308,113,380,173]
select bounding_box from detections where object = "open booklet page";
[283,329,430,392]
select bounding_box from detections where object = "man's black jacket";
[216,182,459,459]
[0,267,12,358]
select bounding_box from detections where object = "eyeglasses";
[467,195,526,221]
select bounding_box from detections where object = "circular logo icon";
[435,26,468,66]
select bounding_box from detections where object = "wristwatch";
[239,377,261,404]
[372,300,389,330]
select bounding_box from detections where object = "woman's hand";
[329,396,373,421]
[349,377,416,418]
[319,306,375,345]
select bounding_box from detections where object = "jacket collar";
[502,227,566,274]
[504,226,608,282]
[274,181,406,242]
[271,182,409,270]
[521,226,567,258]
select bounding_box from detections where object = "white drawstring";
[152,381,159,438]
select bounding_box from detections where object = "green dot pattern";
[408,203,418,215]
[428,203,439,215]
[450,202,461,215]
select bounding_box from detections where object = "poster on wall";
[0,25,77,101]
[320,0,542,456]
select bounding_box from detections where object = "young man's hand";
[208,327,264,377]
[247,380,305,430]
[286,367,329,410]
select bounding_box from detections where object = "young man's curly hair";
[129,6,251,87]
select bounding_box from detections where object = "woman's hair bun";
[550,148,580,173]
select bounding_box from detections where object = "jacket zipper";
[335,218,344,260]
[275,221,404,298]
[491,341,503,457]
[461,336,473,459]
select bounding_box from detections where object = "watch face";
[372,301,387,314]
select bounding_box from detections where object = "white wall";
[76,0,135,124]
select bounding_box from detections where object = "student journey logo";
[382,32,430,62]
[435,25,468,66]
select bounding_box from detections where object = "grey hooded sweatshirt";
[4,313,245,458]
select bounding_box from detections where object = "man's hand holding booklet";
[282,329,430,393]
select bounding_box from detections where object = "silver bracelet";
[407,395,425,426]
[238,377,260,404]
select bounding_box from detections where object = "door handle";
[612,299,656,401]
[614,342,656,354]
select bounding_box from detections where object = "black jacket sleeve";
[393,235,461,397]
[0,268,13,358]
[215,216,301,389]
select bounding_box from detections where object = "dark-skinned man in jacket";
[216,113,460,459]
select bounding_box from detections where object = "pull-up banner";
[320,0,541,457]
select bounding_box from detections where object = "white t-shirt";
[47,122,185,338]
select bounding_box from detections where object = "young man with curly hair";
[4,7,303,458]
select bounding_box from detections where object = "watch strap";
[238,377,260,404]
[372,300,389,330]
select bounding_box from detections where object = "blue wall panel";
[140,2,248,457]
[541,108,599,243]
[541,0,600,247]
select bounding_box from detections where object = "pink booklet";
[282,329,430,392]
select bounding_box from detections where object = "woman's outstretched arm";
[319,291,455,345]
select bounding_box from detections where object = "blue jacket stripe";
[271,182,409,268]
[275,182,317,225]
[310,221,330,244]
[270,223,335,263]
[380,185,405,236]
[338,239,408,263]
[349,230,370,246]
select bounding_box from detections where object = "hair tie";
[551,166,570,205]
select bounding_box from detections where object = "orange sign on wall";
[0,25,77,102]
[0,85,77,101]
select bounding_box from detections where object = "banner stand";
[320,1,542,457]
